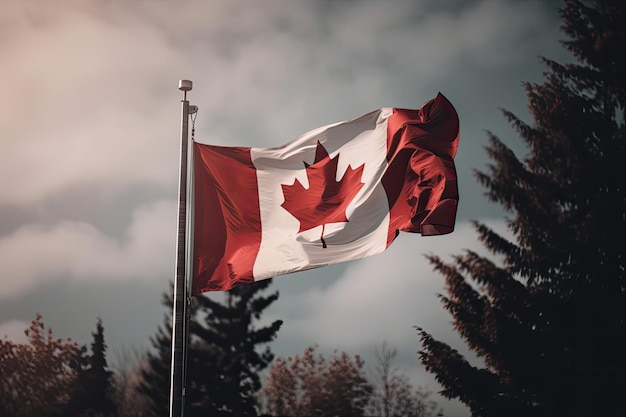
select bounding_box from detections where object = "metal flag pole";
[170,79,193,417]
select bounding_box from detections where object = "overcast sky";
[0,0,569,415]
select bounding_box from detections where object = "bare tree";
[112,345,151,417]
[369,342,441,417]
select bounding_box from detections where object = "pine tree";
[139,280,282,417]
[417,1,626,416]
[188,279,283,416]
[66,318,117,417]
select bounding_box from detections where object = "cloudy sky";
[1,0,569,415]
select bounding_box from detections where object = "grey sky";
[0,0,568,415]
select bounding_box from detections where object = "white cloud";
[0,0,559,205]
[0,0,187,205]
[0,200,176,299]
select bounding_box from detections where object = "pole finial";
[179,80,193,91]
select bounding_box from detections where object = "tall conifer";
[66,319,117,417]
[187,279,282,416]
[418,1,626,416]
[139,280,282,417]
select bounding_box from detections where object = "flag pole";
[170,79,193,417]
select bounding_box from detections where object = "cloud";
[0,200,175,299]
[0,0,561,207]
[0,319,29,344]
[0,0,186,206]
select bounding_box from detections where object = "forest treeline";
[0,281,441,417]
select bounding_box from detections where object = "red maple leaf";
[281,141,365,248]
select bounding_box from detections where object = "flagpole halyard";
[169,79,193,417]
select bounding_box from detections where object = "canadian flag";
[192,93,459,294]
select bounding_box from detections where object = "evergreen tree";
[139,280,282,417]
[188,279,283,416]
[66,318,117,417]
[417,1,626,416]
